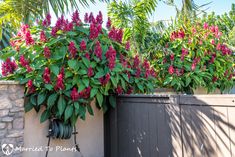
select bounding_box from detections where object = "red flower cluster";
[55,68,65,90]
[27,80,35,93]
[105,46,116,70]
[116,86,123,95]
[209,53,216,63]
[181,48,188,61]
[209,25,222,38]
[135,68,141,78]
[96,11,103,24]
[85,52,90,60]
[220,44,232,55]
[125,41,130,51]
[126,87,133,95]
[94,41,102,60]
[71,86,91,101]
[84,13,89,23]
[191,57,200,71]
[86,12,103,39]
[203,22,209,29]
[120,54,127,67]
[25,30,34,45]
[212,76,218,83]
[1,58,17,76]
[17,25,34,45]
[43,67,51,84]
[72,10,81,26]
[106,17,111,29]
[55,74,64,90]
[170,54,174,61]
[143,59,152,78]
[42,13,51,27]
[170,29,185,41]
[44,47,51,58]
[80,40,86,51]
[40,31,47,42]
[81,86,91,99]
[99,73,110,86]
[51,16,73,37]
[108,27,123,43]
[150,68,157,77]
[68,41,77,58]
[143,59,150,70]
[168,65,174,75]
[133,55,140,68]
[87,67,93,77]
[19,55,32,72]
[84,12,103,25]
[71,87,79,101]
[89,23,102,39]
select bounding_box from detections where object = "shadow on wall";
[168,95,235,157]
[105,95,235,157]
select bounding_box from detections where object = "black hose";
[73,125,80,152]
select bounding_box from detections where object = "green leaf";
[67,31,77,36]
[47,93,58,108]
[73,75,79,85]
[94,70,105,78]
[90,88,98,98]
[78,69,87,75]
[137,83,144,92]
[24,102,34,112]
[19,78,30,84]
[65,71,73,78]
[82,78,89,87]
[70,113,78,126]
[82,57,90,68]
[121,78,126,90]
[68,59,78,70]
[186,77,191,87]
[78,83,86,92]
[109,95,116,108]
[87,104,94,116]
[164,76,173,85]
[74,102,80,110]
[122,74,129,82]
[30,95,36,106]
[105,82,111,95]
[110,77,117,88]
[58,95,66,116]
[64,105,74,121]
[40,110,50,123]
[96,91,103,107]
[37,92,47,105]
[45,84,53,90]
[50,65,60,76]
[79,105,86,120]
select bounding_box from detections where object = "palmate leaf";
[108,0,158,51]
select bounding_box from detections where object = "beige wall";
[23,101,104,157]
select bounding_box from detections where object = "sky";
[51,0,235,25]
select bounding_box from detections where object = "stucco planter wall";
[0,81,104,157]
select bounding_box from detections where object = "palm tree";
[108,0,158,52]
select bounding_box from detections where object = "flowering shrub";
[0,11,156,125]
[156,22,234,93]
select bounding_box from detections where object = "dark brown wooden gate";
[104,95,235,157]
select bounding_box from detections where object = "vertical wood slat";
[213,107,231,157]
[105,95,235,157]
[228,107,235,157]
